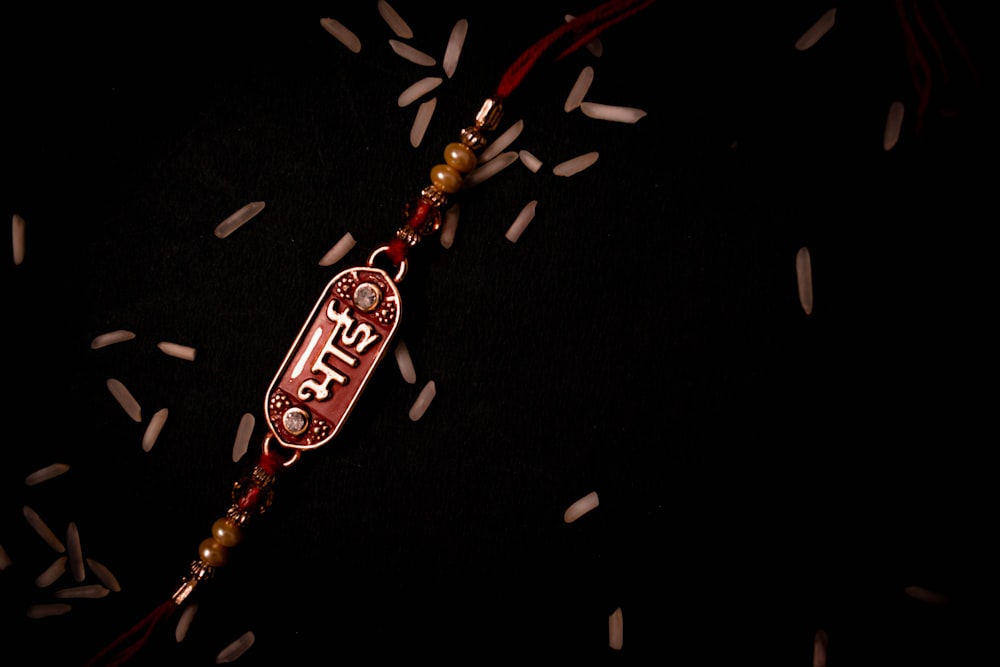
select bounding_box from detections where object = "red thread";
[82,599,177,667]
[495,0,656,99]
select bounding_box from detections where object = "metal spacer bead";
[420,185,448,208]
[460,126,487,150]
[475,97,504,131]
[172,559,215,604]
[396,225,422,247]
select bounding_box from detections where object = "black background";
[3,2,994,664]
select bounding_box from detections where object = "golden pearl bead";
[430,164,462,194]
[444,142,477,173]
[212,517,244,547]
[198,537,229,567]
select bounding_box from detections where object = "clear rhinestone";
[353,282,381,312]
[282,408,309,435]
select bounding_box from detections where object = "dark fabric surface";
[3,3,994,664]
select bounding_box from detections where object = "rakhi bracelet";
[82,2,656,665]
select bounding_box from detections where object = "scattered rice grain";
[25,463,70,486]
[463,151,518,188]
[505,200,538,243]
[440,204,459,248]
[107,378,142,422]
[563,491,600,523]
[608,607,623,650]
[86,558,122,593]
[479,119,524,163]
[216,630,256,663]
[232,413,255,462]
[518,150,542,173]
[320,18,361,53]
[0,543,11,570]
[795,247,814,315]
[389,39,435,66]
[565,14,604,57]
[553,152,599,177]
[157,341,197,361]
[23,506,66,553]
[67,522,85,582]
[394,340,417,384]
[214,201,265,239]
[795,8,837,51]
[26,603,72,619]
[377,0,413,38]
[883,100,904,151]
[55,584,110,599]
[319,232,357,267]
[142,408,169,453]
[12,213,26,265]
[398,77,443,107]
[580,102,646,123]
[564,66,594,112]
[443,19,468,78]
[90,329,136,349]
[410,97,437,148]
[813,629,829,667]
[408,380,436,421]
[904,585,948,604]
[176,602,200,642]
[35,556,68,587]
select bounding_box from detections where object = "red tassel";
[83,598,178,667]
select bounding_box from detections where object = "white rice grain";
[398,77,443,107]
[107,378,142,422]
[408,380,436,421]
[394,340,417,384]
[55,584,110,599]
[904,585,948,604]
[26,603,72,619]
[90,329,136,349]
[35,556,68,587]
[796,247,814,315]
[440,204,459,248]
[505,200,538,243]
[319,232,357,267]
[580,102,646,123]
[66,522,85,582]
[410,97,437,148]
[553,152,599,177]
[608,607,623,650]
[883,100,905,151]
[795,8,837,51]
[479,119,524,163]
[563,491,600,523]
[377,0,413,38]
[142,408,169,453]
[232,413,255,463]
[176,602,200,642]
[813,629,829,667]
[389,39,435,66]
[564,66,594,112]
[463,151,518,188]
[158,341,197,361]
[214,201,265,239]
[86,558,122,593]
[443,19,468,78]
[320,18,361,53]
[25,463,70,486]
[216,630,256,664]
[0,543,11,570]
[23,506,66,553]
[12,213,26,265]
[565,15,604,58]
[518,150,543,173]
